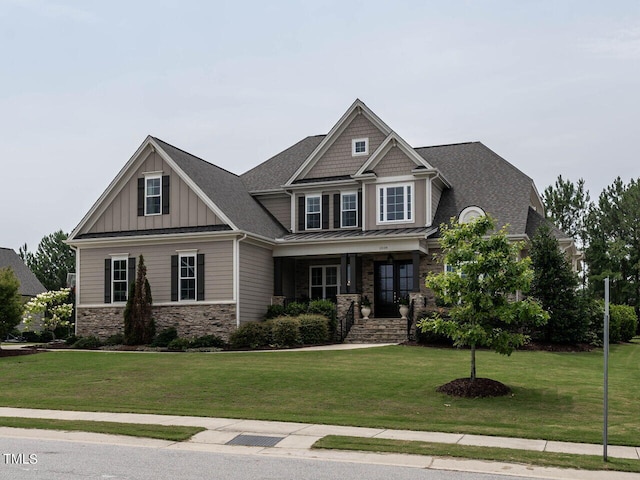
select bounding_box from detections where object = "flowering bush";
[23,288,73,339]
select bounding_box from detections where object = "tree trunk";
[470,343,477,381]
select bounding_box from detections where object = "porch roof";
[279,227,435,242]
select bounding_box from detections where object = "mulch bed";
[436,377,511,398]
[0,347,42,358]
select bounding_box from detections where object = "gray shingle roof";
[525,206,572,241]
[416,142,536,236]
[152,137,288,239]
[0,248,46,297]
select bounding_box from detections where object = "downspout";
[234,233,247,327]
[68,244,79,336]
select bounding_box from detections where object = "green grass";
[0,343,638,445]
[0,417,204,441]
[314,436,640,473]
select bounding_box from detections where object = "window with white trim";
[310,265,339,301]
[306,195,321,230]
[459,206,485,224]
[145,174,162,215]
[352,138,369,156]
[112,256,128,303]
[377,183,413,223]
[179,253,196,301]
[341,192,357,227]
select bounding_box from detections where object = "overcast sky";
[1,0,638,252]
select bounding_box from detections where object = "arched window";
[459,206,485,224]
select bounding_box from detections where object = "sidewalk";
[0,407,637,479]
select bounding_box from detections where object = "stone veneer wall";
[76,304,237,341]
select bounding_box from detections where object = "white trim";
[111,255,129,304]
[275,237,430,257]
[426,177,432,227]
[72,245,79,335]
[361,184,367,231]
[376,182,415,225]
[459,206,485,224]
[177,252,197,302]
[353,132,435,177]
[305,194,322,230]
[373,174,416,184]
[340,191,358,228]
[288,190,296,233]
[351,137,369,156]
[143,173,162,216]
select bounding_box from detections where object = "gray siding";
[78,240,234,305]
[373,147,417,177]
[303,114,386,179]
[256,194,291,230]
[238,241,274,324]
[431,181,443,225]
[85,146,221,234]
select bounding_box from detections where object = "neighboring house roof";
[0,247,46,297]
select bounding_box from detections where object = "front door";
[374,261,414,317]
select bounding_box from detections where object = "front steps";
[344,317,408,344]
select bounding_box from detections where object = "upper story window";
[306,195,321,230]
[341,192,358,227]
[377,183,413,223]
[145,174,162,215]
[179,253,196,301]
[112,256,128,303]
[352,138,369,156]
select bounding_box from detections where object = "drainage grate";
[226,434,284,447]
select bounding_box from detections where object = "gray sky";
[2,0,639,252]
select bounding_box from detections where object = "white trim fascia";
[284,99,393,186]
[274,237,430,257]
[354,132,435,177]
[530,182,545,215]
[283,178,359,190]
[68,231,240,248]
[373,174,416,184]
[78,300,236,309]
[69,137,156,241]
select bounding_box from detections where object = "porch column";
[274,257,283,296]
[412,250,421,292]
[348,253,357,293]
[340,253,348,294]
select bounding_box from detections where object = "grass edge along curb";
[313,436,640,473]
[0,417,204,442]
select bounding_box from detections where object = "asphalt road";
[0,437,540,480]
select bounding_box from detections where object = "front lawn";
[0,343,638,446]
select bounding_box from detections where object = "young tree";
[23,289,73,340]
[418,215,548,382]
[530,225,587,344]
[0,267,23,346]
[123,255,155,345]
[19,230,75,291]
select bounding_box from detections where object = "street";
[0,437,540,480]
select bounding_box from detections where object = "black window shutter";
[197,254,205,301]
[357,191,362,227]
[322,194,329,230]
[298,196,305,231]
[128,257,136,295]
[171,255,178,301]
[333,194,340,229]
[104,259,112,304]
[137,178,145,216]
[162,175,170,214]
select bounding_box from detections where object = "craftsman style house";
[67,100,578,341]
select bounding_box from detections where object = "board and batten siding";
[255,194,291,230]
[78,240,234,305]
[238,241,274,324]
[85,147,220,234]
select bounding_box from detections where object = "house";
[0,247,46,301]
[67,99,578,342]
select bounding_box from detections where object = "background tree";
[530,224,587,344]
[542,175,591,248]
[0,268,23,346]
[124,255,155,345]
[19,230,75,291]
[418,215,548,385]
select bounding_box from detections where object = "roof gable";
[0,248,46,296]
[354,132,435,177]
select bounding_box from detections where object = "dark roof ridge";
[415,141,480,149]
[151,136,240,178]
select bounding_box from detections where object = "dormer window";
[352,138,369,156]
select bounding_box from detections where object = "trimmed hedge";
[230,322,270,349]
[269,316,301,347]
[230,314,331,350]
[298,314,329,345]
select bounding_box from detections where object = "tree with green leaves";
[418,215,548,382]
[124,255,155,345]
[0,267,23,346]
[530,224,587,344]
[19,230,75,291]
[22,289,73,340]
[542,175,590,248]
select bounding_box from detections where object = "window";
[352,138,369,156]
[306,195,321,230]
[459,206,485,224]
[310,266,339,301]
[377,183,413,223]
[179,254,196,301]
[145,175,161,215]
[112,257,128,303]
[341,192,358,227]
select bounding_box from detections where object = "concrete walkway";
[0,407,637,480]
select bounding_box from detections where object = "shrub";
[264,304,285,320]
[584,298,605,347]
[189,334,225,349]
[72,336,102,349]
[298,314,329,344]
[610,304,638,343]
[152,327,178,347]
[268,316,301,347]
[167,338,190,351]
[104,334,125,346]
[38,330,54,343]
[65,334,78,346]
[285,301,307,317]
[307,299,337,335]
[21,331,40,343]
[416,312,453,346]
[230,322,269,349]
